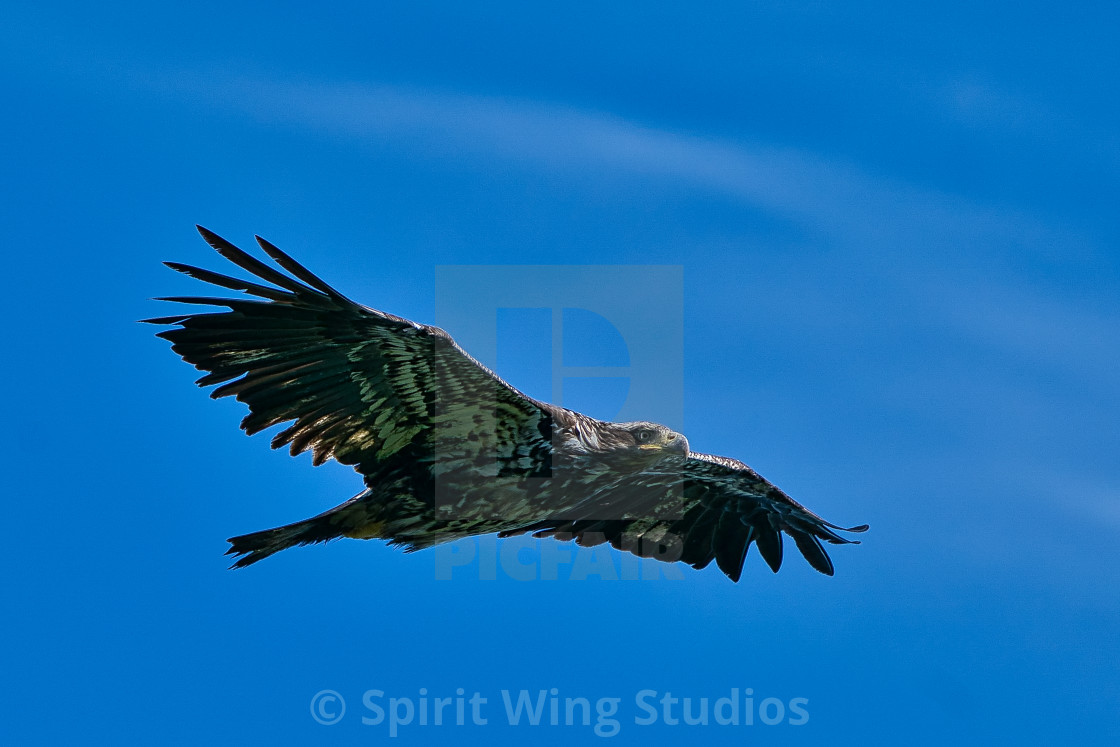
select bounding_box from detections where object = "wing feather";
[145,227,554,488]
[514,452,865,581]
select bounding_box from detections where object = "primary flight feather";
[146,227,867,581]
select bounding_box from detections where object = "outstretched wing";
[144,226,554,486]
[508,453,867,581]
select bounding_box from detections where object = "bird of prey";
[146,227,867,581]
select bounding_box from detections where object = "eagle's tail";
[225,496,372,568]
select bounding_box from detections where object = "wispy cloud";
[165,73,1086,259]
[934,76,1120,167]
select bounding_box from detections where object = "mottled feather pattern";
[147,227,867,578]
[503,453,864,581]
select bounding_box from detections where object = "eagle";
[145,227,867,582]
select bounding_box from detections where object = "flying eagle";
[146,227,867,582]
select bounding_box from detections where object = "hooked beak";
[666,432,689,455]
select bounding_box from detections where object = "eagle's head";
[560,417,689,460]
[615,421,690,457]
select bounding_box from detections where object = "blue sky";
[2,1,1118,743]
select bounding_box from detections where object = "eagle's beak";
[666,432,689,455]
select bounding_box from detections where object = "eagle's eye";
[634,429,654,443]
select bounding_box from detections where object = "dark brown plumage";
[145,227,867,581]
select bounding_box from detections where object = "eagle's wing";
[507,453,867,581]
[144,227,554,486]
